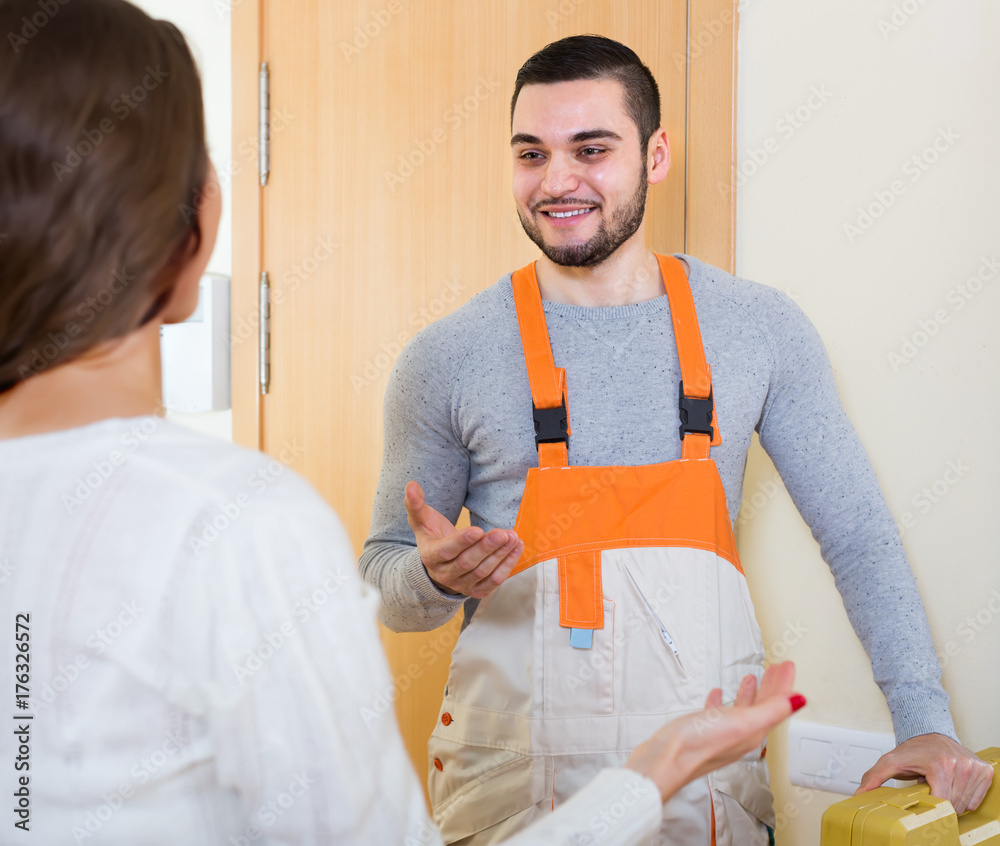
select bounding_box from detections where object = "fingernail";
[789,694,807,712]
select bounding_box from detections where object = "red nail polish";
[789,694,807,712]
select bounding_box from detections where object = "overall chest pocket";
[612,548,710,713]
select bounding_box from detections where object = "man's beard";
[517,166,648,268]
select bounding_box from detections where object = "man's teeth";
[546,209,591,218]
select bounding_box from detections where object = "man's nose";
[540,154,579,197]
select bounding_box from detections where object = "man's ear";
[161,163,222,324]
[647,128,671,186]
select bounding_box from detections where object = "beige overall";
[428,256,773,845]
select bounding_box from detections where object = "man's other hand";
[404,481,524,599]
[855,733,994,814]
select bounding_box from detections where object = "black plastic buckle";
[532,400,568,446]
[678,381,714,440]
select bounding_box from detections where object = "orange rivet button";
[441,713,452,726]
[433,758,443,771]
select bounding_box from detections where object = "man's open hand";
[856,733,994,814]
[404,481,524,599]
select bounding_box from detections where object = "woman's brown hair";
[0,0,208,392]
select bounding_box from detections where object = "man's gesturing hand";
[404,481,524,599]
[856,734,994,814]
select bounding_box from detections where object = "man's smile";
[535,204,598,228]
[544,208,593,218]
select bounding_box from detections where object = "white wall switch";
[787,719,914,795]
[161,273,231,412]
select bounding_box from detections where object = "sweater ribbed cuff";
[403,547,468,610]
[889,688,958,744]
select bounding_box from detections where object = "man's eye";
[519,151,543,160]
[580,147,604,157]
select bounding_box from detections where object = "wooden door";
[232,0,737,799]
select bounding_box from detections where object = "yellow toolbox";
[820,748,1000,845]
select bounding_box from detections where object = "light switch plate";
[787,719,914,795]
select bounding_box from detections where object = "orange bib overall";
[428,255,772,845]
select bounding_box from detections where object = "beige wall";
[735,1,999,841]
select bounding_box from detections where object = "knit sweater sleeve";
[358,319,475,633]
[754,288,957,743]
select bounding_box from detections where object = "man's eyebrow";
[570,129,623,143]
[511,133,541,146]
[510,129,624,147]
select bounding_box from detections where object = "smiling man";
[361,35,991,845]
[511,84,650,273]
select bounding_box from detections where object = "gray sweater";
[360,254,956,744]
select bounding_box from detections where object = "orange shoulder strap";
[512,257,718,465]
[658,254,720,460]
[512,262,569,468]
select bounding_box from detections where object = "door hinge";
[259,271,271,395]
[259,61,270,187]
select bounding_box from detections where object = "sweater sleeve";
[358,327,473,633]
[755,289,957,743]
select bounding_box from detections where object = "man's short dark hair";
[511,35,661,149]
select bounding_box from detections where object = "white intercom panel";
[160,273,231,412]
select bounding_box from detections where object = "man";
[361,35,991,844]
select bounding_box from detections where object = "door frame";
[231,0,265,449]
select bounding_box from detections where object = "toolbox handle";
[820,747,999,845]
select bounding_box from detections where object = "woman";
[0,0,803,842]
